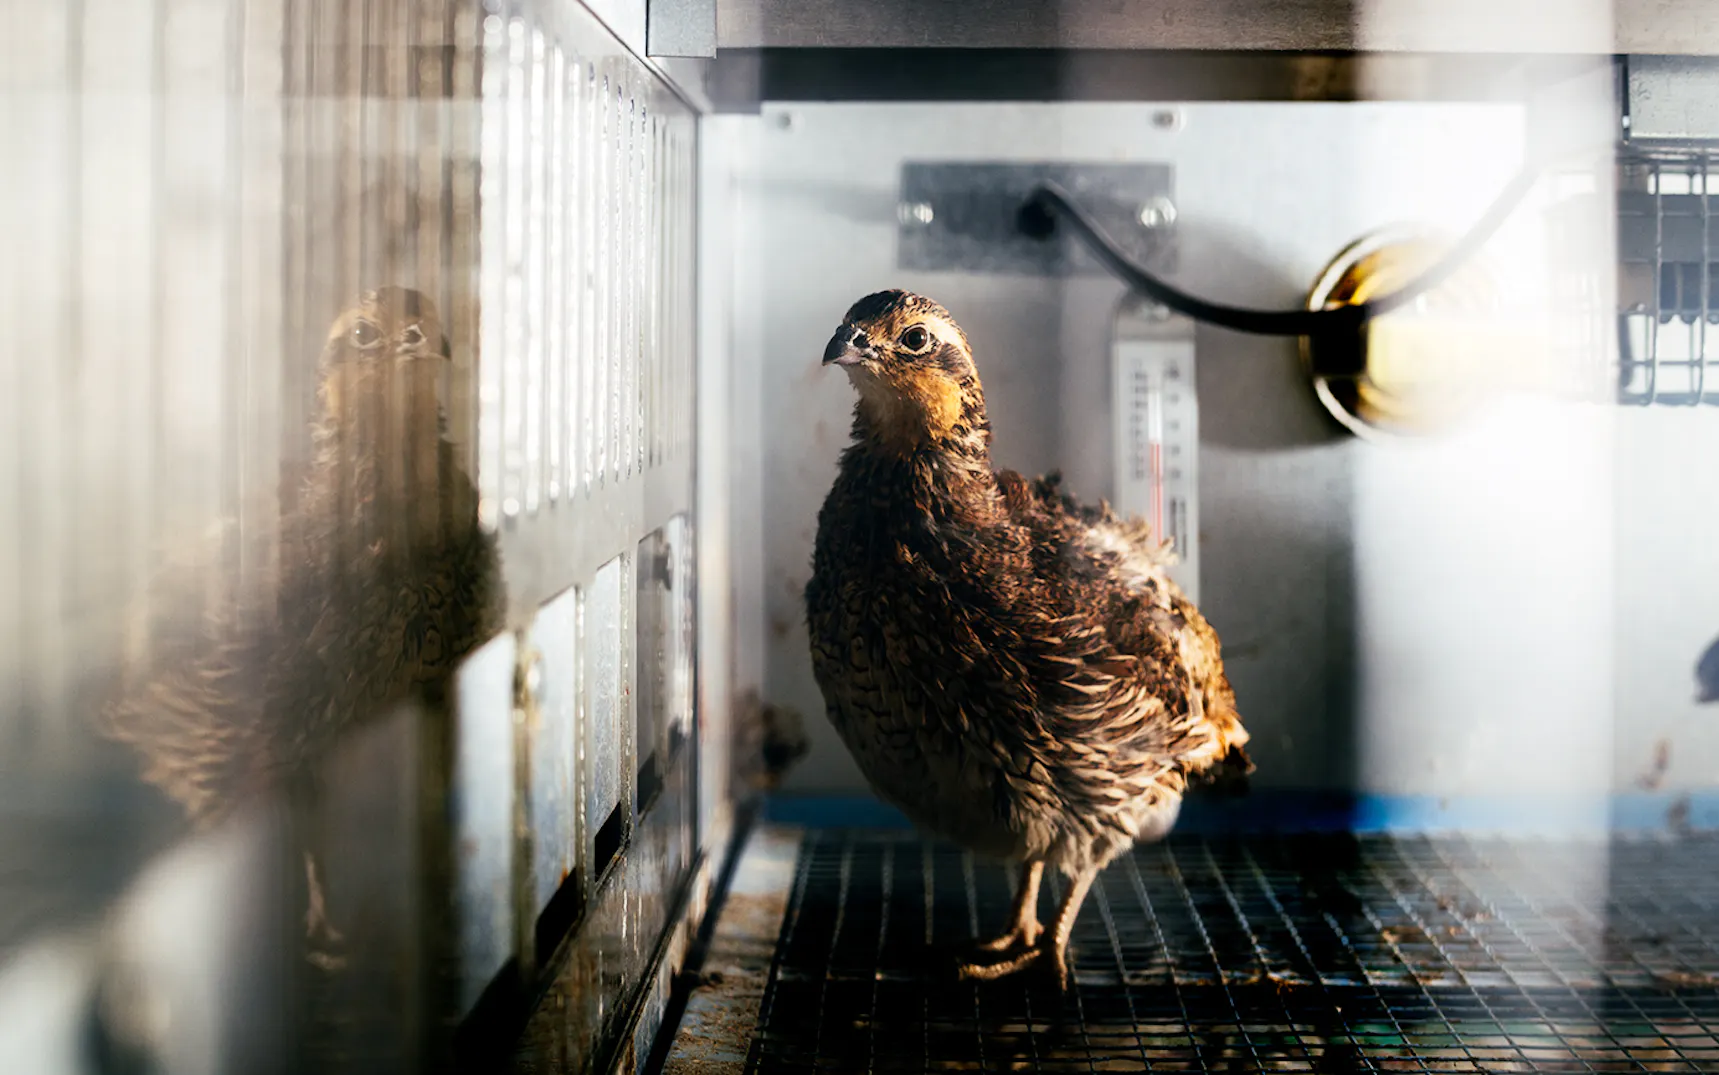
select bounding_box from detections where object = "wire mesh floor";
[744,830,1719,1073]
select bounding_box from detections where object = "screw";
[899,201,935,227]
[772,110,796,131]
[1137,196,1177,229]
[1152,109,1182,131]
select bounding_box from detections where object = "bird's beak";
[823,325,872,367]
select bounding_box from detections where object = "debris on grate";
[737,830,1719,1072]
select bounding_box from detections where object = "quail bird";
[805,290,1252,987]
[101,286,501,954]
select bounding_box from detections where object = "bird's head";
[310,286,461,530]
[823,290,988,456]
[320,285,449,381]
[316,286,451,438]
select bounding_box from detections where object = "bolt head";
[1137,196,1177,229]
[898,202,935,226]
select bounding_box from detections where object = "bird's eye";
[349,319,382,348]
[399,324,426,348]
[899,326,931,353]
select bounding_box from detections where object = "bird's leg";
[958,865,1097,989]
[303,851,343,943]
[1040,866,1096,990]
[303,851,348,972]
[974,860,1044,952]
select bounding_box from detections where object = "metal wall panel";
[585,551,634,867]
[715,0,1649,52]
[451,632,519,1018]
[740,100,1619,814]
[526,585,581,954]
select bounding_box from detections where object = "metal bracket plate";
[1625,55,1719,144]
[897,161,1175,277]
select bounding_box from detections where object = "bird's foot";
[304,889,349,972]
[303,852,347,971]
[956,938,1069,990]
[304,874,346,947]
[972,918,1042,954]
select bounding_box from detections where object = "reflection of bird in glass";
[806,290,1251,988]
[1697,634,1719,704]
[102,286,501,957]
[730,687,809,794]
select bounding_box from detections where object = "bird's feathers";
[1697,633,1719,704]
[101,288,501,831]
[807,290,1249,875]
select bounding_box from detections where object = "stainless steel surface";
[527,586,582,958]
[476,5,698,614]
[715,0,1626,52]
[736,100,1618,805]
[452,632,519,1018]
[647,0,717,58]
[582,0,649,63]
[637,531,672,796]
[661,824,802,1075]
[1,0,711,1069]
[1626,56,1719,143]
[696,115,766,864]
[514,735,697,1074]
[706,50,1616,108]
[896,161,1175,276]
[664,513,695,753]
[587,554,633,860]
[88,806,297,1075]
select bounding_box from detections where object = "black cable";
[1020,161,1545,337]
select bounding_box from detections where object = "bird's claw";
[955,940,1070,990]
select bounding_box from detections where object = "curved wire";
[1021,161,1546,338]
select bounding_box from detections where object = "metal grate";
[1618,149,1719,405]
[748,831,1719,1072]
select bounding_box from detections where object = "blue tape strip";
[763,790,1719,835]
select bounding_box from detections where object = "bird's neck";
[297,405,475,572]
[838,415,1002,532]
[850,382,991,463]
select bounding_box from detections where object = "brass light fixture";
[1302,228,1505,440]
